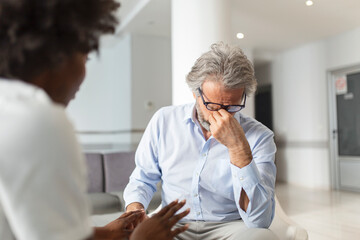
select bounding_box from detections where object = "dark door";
[255,85,273,130]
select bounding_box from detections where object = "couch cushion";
[103,152,135,192]
[88,193,121,215]
[85,153,104,193]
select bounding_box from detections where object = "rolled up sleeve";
[231,130,277,228]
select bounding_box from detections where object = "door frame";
[327,64,360,190]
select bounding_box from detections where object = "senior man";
[0,1,189,239]
[124,42,278,239]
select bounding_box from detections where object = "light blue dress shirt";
[124,103,277,228]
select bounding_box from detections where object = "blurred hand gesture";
[95,210,145,239]
[131,200,190,240]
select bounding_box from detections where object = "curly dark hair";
[0,0,119,81]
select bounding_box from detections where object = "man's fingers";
[162,200,186,219]
[211,111,223,122]
[169,208,190,226]
[171,224,189,238]
[218,109,229,116]
[215,109,233,121]
[208,114,216,124]
[156,199,178,216]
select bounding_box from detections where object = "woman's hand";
[94,210,145,240]
[131,200,190,240]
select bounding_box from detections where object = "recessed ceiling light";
[305,0,314,6]
[236,33,245,39]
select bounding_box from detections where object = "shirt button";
[196,172,199,176]
[202,153,206,157]
[240,177,244,180]
[194,194,198,197]
[197,212,201,215]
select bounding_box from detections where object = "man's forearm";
[230,155,276,228]
[228,148,252,212]
[228,145,252,168]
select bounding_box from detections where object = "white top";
[0,79,92,240]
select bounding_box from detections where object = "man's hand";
[126,202,149,222]
[131,200,190,240]
[93,210,145,239]
[208,109,252,168]
[208,109,251,211]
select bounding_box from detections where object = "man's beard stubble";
[195,102,211,132]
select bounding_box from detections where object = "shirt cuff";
[230,160,262,189]
[124,194,150,211]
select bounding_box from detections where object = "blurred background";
[66,0,360,232]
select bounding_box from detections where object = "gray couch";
[85,151,161,215]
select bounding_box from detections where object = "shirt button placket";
[194,144,209,220]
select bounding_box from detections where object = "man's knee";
[229,228,279,240]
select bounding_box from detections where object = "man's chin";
[195,103,211,132]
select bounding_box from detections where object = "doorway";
[328,66,360,192]
[255,85,273,131]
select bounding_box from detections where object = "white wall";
[67,34,132,145]
[171,0,232,106]
[326,28,360,70]
[66,34,172,147]
[241,48,255,118]
[268,27,360,189]
[131,35,172,130]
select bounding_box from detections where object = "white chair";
[269,195,308,240]
[91,194,308,240]
[148,194,308,240]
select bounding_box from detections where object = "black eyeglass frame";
[197,88,246,113]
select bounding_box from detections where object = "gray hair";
[186,42,257,96]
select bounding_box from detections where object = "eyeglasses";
[197,88,246,113]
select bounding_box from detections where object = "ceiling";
[117,0,360,62]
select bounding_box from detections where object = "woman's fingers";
[168,208,190,226]
[171,224,189,238]
[156,199,178,216]
[119,209,143,218]
[122,211,144,225]
[121,229,133,238]
[162,199,186,219]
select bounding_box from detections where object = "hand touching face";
[208,109,252,168]
[208,109,245,149]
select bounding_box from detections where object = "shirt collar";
[182,103,197,124]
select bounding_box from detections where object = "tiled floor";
[276,182,360,240]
